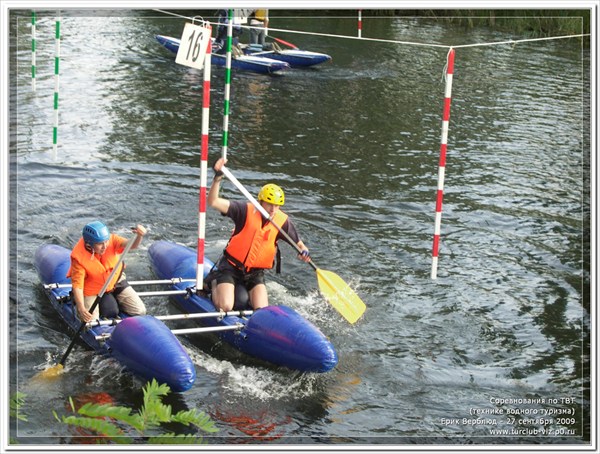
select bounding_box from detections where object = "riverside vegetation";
[272,9,590,38]
[10,380,218,445]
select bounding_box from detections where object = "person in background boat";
[207,157,311,312]
[68,221,147,323]
[248,9,269,46]
[214,9,243,55]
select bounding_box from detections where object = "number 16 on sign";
[176,22,212,69]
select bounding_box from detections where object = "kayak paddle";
[34,234,137,380]
[221,166,366,324]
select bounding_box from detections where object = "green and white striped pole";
[52,15,61,156]
[31,11,36,91]
[221,8,233,160]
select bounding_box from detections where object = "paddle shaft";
[268,35,298,49]
[57,235,137,366]
[221,166,316,270]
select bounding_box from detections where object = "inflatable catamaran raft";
[34,166,365,385]
[34,238,339,390]
[147,240,339,373]
[34,244,197,392]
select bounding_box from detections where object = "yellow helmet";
[258,183,285,206]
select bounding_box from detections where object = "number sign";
[176,22,212,70]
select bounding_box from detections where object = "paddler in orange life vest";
[208,157,311,312]
[67,221,147,323]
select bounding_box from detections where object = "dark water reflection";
[8,9,590,446]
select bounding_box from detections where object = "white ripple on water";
[187,349,323,403]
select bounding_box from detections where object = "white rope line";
[153,8,589,50]
[265,26,450,49]
[453,33,589,49]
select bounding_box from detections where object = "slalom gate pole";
[31,11,36,91]
[197,26,212,292]
[431,48,455,280]
[221,8,233,160]
[52,14,61,157]
[358,10,362,38]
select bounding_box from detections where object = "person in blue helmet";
[67,221,147,323]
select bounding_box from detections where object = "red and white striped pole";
[197,27,213,292]
[431,47,455,280]
[357,10,362,38]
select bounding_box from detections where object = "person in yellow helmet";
[207,157,310,311]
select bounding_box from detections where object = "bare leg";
[249,283,268,310]
[212,281,235,312]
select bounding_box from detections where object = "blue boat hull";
[244,46,332,67]
[34,244,196,392]
[148,240,338,373]
[155,35,290,75]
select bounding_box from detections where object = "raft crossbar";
[86,310,254,328]
[93,323,244,340]
[44,282,72,289]
[170,324,244,336]
[44,277,195,290]
[135,290,192,297]
[127,278,196,285]
[154,310,254,321]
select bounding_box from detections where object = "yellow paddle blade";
[316,268,366,324]
[32,363,64,381]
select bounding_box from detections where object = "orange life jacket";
[67,234,124,296]
[225,203,288,272]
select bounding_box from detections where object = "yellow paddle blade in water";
[32,363,64,381]
[316,268,366,324]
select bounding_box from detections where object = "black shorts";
[213,256,265,291]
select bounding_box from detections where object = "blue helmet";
[82,221,110,245]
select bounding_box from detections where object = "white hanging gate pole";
[31,11,36,91]
[52,14,61,157]
[221,9,234,161]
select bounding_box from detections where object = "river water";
[7,9,591,448]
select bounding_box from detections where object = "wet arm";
[70,262,92,322]
[208,158,230,214]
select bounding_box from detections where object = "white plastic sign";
[176,22,212,69]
